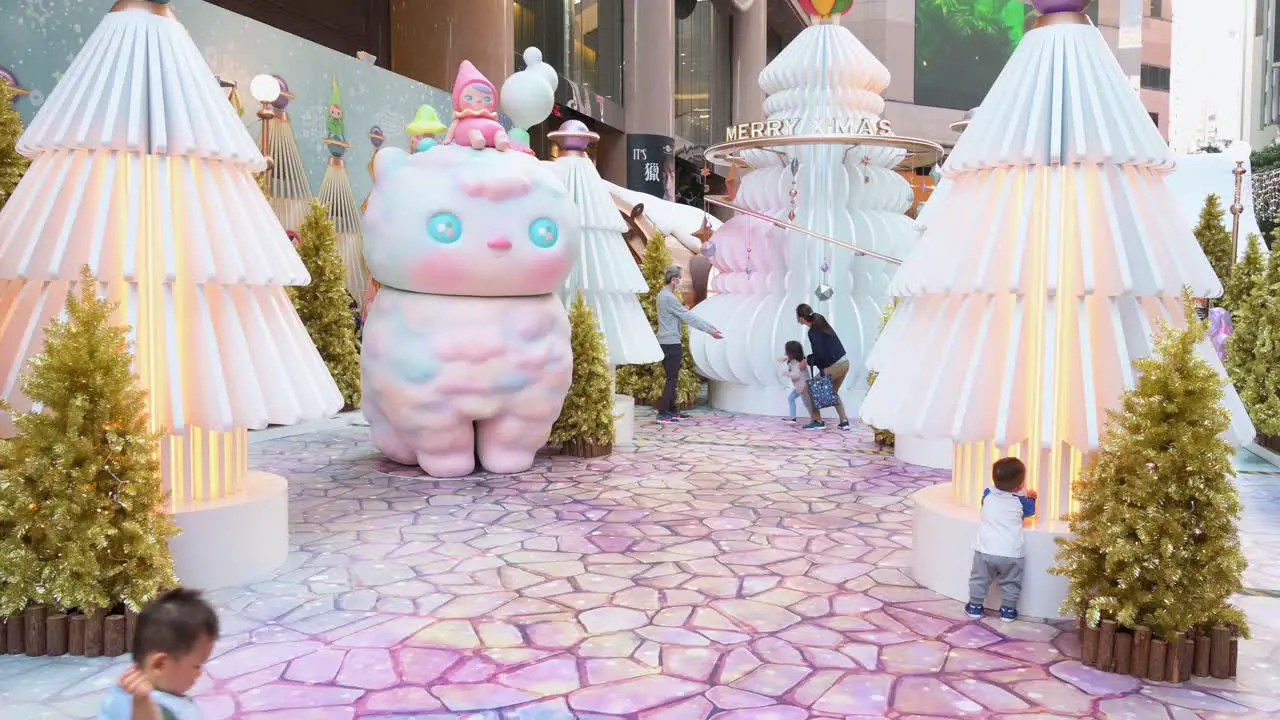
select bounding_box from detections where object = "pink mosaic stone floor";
[3,409,1280,719]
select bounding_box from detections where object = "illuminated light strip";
[702,195,903,265]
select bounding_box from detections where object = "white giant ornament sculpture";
[690,20,916,415]
[861,0,1255,619]
[0,0,343,589]
[549,121,662,366]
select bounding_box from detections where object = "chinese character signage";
[626,133,675,201]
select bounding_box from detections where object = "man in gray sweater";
[656,266,721,422]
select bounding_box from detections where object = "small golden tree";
[290,201,361,409]
[1222,233,1265,315]
[0,266,177,614]
[1227,242,1280,436]
[0,83,31,213]
[616,233,701,407]
[1192,194,1233,291]
[1053,290,1248,640]
[551,292,615,457]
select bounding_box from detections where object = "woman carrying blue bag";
[796,303,851,431]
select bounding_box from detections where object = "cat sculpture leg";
[361,289,570,477]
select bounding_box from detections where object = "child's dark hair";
[784,340,805,363]
[992,457,1027,492]
[796,303,835,334]
[132,588,219,664]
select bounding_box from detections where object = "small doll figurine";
[444,61,511,152]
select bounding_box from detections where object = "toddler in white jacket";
[966,457,1037,623]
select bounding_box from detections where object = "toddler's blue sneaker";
[964,602,984,619]
[999,606,1018,623]
[802,421,826,430]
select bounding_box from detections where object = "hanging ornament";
[798,0,856,21]
[693,215,715,246]
[703,241,716,259]
[814,284,835,301]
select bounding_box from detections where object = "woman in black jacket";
[796,303,851,430]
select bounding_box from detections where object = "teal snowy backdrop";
[0,0,453,204]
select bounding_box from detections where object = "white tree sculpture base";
[911,483,1070,620]
[895,436,953,470]
[169,471,289,590]
[613,394,636,448]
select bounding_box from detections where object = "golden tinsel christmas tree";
[1192,194,1233,292]
[550,292,615,457]
[0,83,30,213]
[0,266,177,614]
[1227,241,1280,436]
[289,201,361,409]
[866,299,897,448]
[1053,289,1249,641]
[1223,233,1265,315]
[616,234,701,407]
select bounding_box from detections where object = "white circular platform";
[895,435,953,469]
[614,394,636,448]
[170,471,289,591]
[708,380,861,419]
[911,483,1071,620]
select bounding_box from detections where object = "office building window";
[768,29,784,62]
[675,0,733,148]
[514,0,623,104]
[1259,0,1267,36]
[1274,0,1280,61]
[1140,64,1171,92]
[1148,0,1163,18]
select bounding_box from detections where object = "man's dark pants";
[658,343,682,415]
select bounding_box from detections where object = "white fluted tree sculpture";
[0,0,342,588]
[864,1,1253,521]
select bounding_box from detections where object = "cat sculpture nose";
[487,236,513,251]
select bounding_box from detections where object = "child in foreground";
[966,457,1037,623]
[780,340,810,421]
[98,588,220,720]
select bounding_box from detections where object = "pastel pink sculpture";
[1209,307,1233,362]
[361,144,581,477]
[444,61,512,152]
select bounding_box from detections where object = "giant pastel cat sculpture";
[361,143,581,477]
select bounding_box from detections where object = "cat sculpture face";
[363,144,580,297]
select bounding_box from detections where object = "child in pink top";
[781,340,810,421]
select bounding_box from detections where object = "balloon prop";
[501,47,558,131]
[797,0,855,19]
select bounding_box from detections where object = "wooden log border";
[1078,621,1239,683]
[0,605,146,658]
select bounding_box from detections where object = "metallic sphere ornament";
[1032,0,1092,13]
[547,120,598,152]
[815,284,835,301]
[270,74,292,110]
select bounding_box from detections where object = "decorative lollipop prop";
[798,0,855,21]
[501,47,558,148]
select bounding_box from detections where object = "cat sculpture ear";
[373,147,411,180]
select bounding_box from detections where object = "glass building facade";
[514,0,624,107]
[674,0,733,149]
